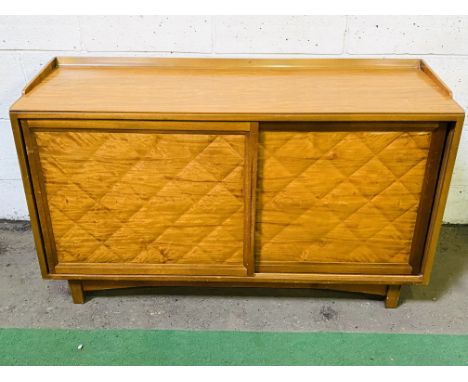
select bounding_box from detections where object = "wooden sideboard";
[10,57,464,308]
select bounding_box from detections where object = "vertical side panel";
[421,116,465,283]
[9,115,49,277]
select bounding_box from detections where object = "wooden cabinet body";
[10,57,464,307]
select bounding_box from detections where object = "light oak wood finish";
[420,118,465,283]
[68,280,85,304]
[30,124,250,276]
[256,129,433,270]
[9,57,464,308]
[48,271,424,284]
[385,285,402,309]
[11,58,463,116]
[9,116,50,277]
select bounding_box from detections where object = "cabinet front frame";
[19,119,258,277]
[10,113,464,285]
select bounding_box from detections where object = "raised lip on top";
[21,56,453,97]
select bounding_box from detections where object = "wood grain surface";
[33,129,247,273]
[9,58,464,306]
[11,58,463,115]
[256,129,432,269]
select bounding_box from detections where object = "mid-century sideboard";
[10,57,464,308]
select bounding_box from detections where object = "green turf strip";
[0,328,467,365]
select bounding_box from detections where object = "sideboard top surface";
[11,57,464,117]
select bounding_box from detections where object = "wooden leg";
[68,280,85,304]
[385,285,401,309]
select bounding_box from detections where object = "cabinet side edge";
[421,116,466,284]
[9,114,50,278]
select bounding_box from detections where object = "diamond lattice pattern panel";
[256,130,432,265]
[35,131,245,265]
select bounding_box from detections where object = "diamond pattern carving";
[256,131,432,264]
[35,131,245,265]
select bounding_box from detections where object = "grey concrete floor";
[0,220,467,333]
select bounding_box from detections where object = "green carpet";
[0,328,467,365]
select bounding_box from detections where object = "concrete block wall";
[0,15,467,222]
